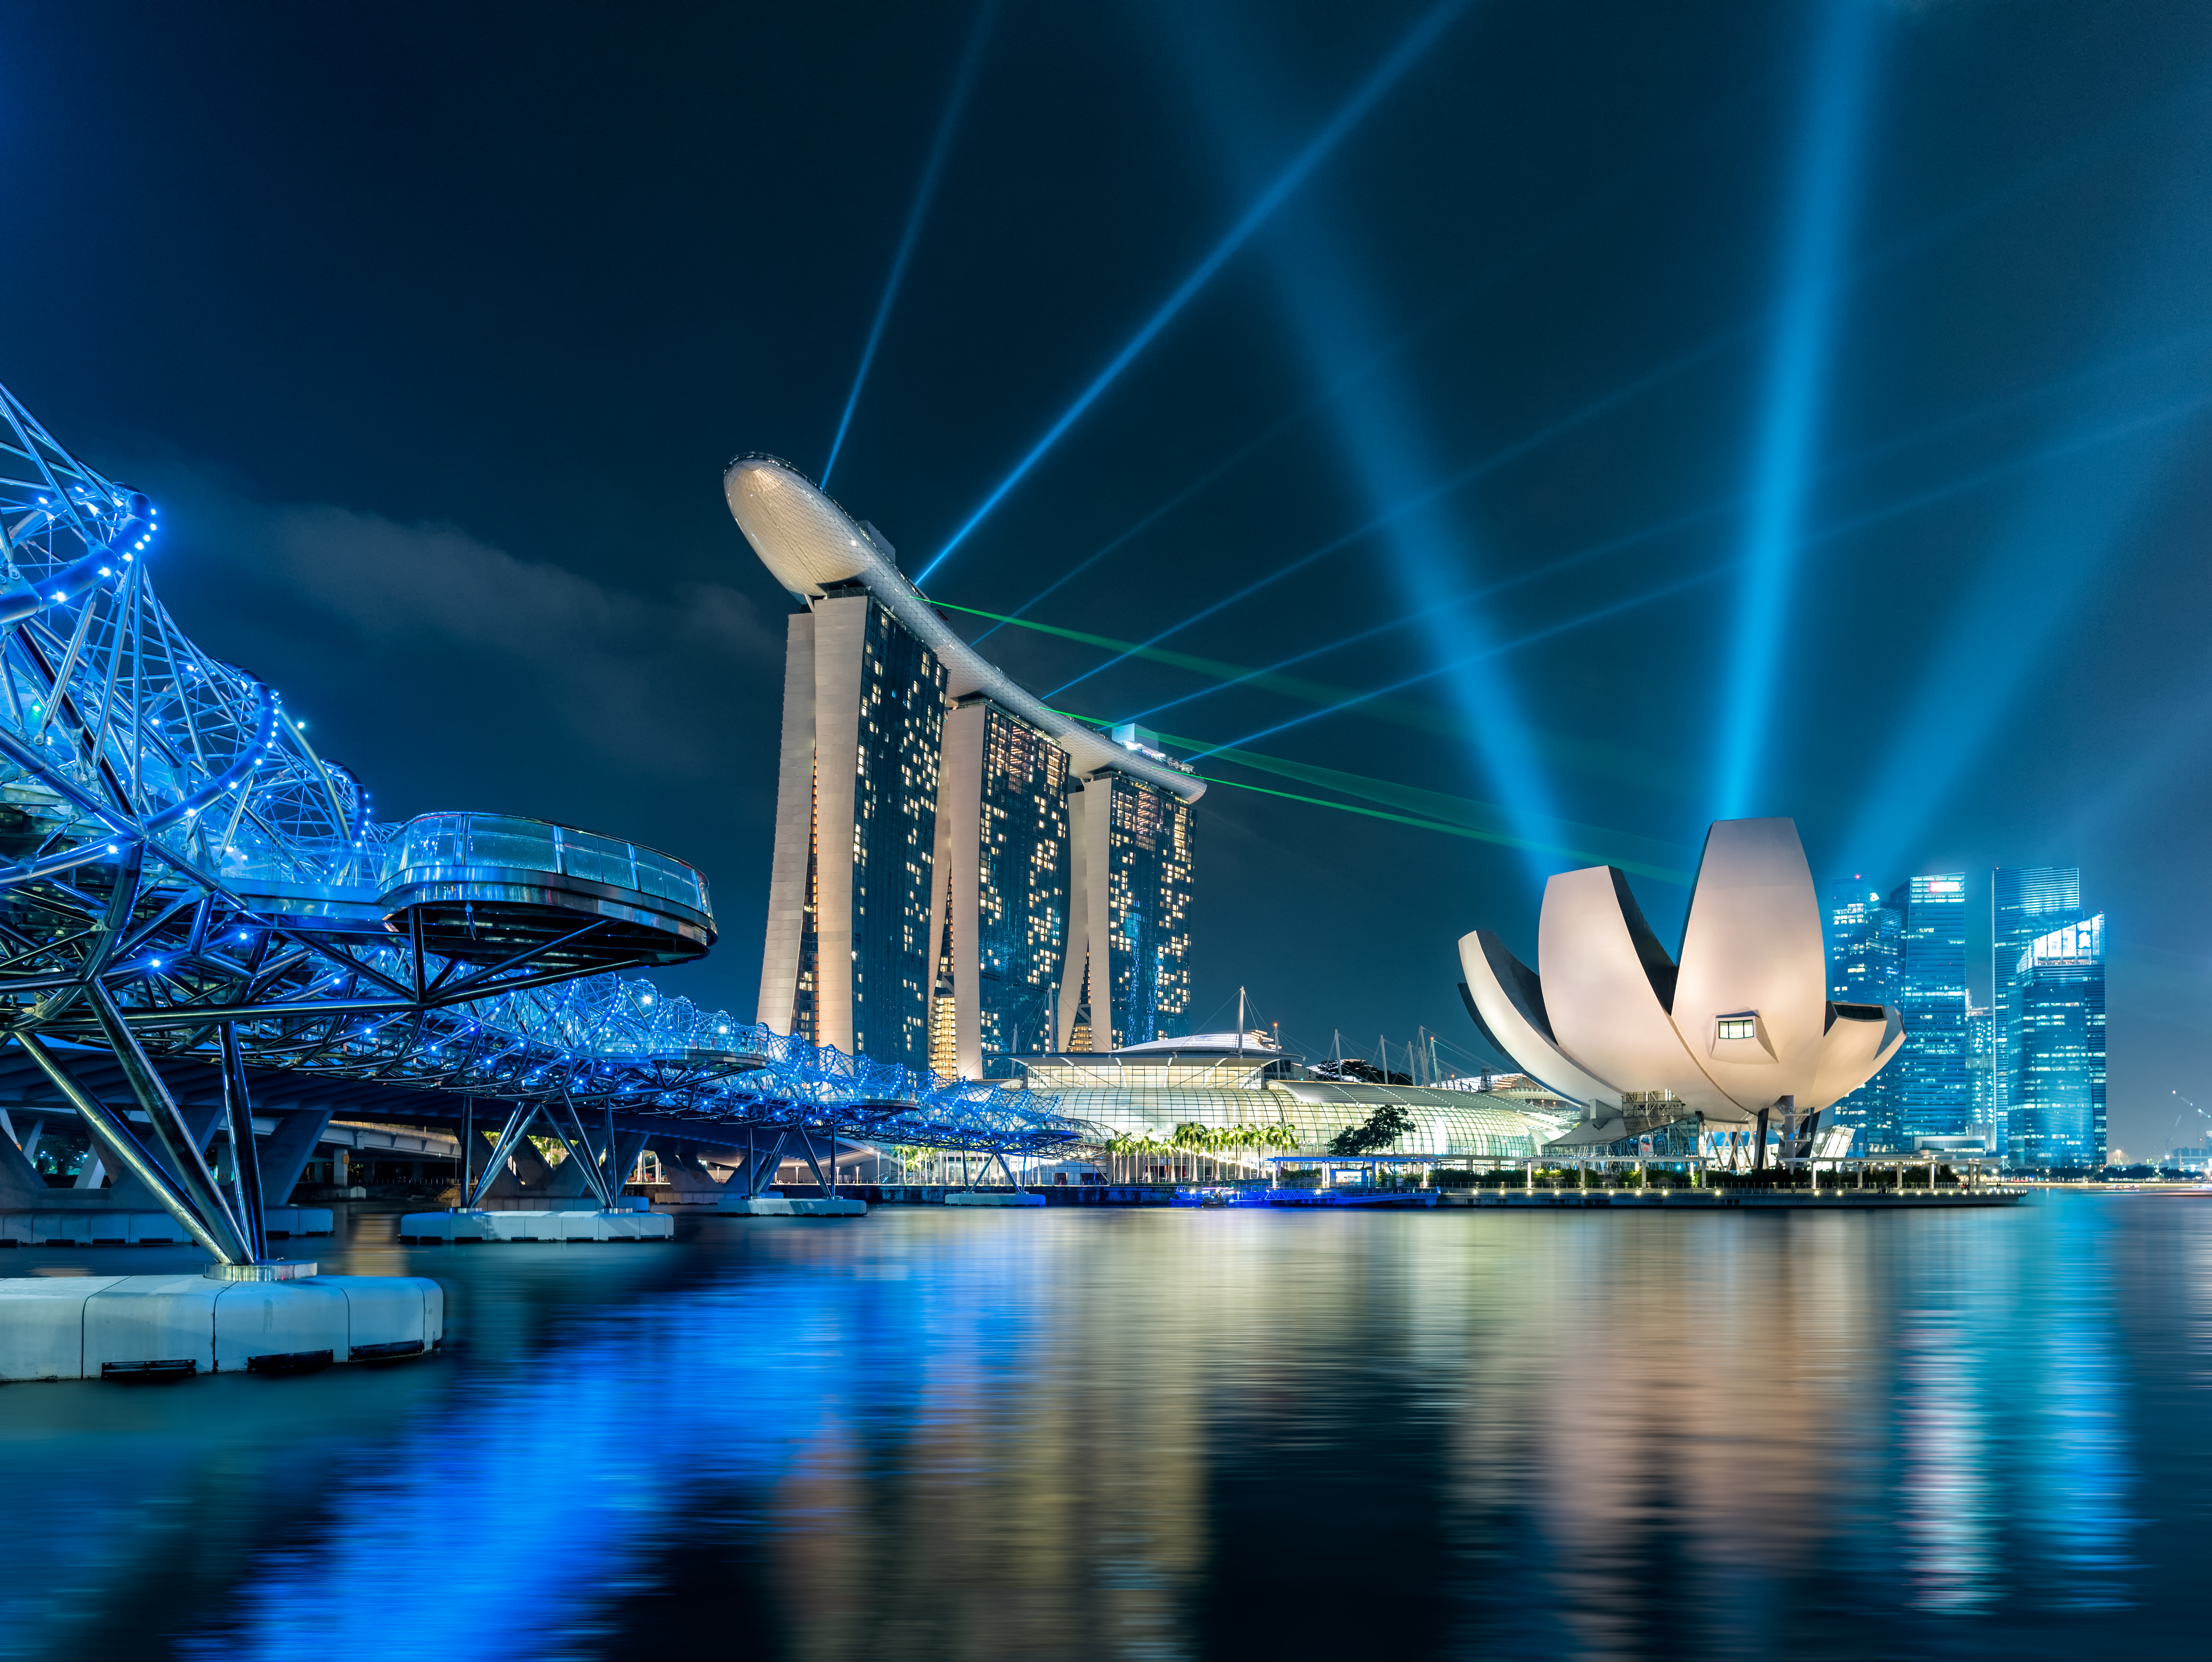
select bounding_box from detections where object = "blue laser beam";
[1168,0,1568,879]
[978,49,2212,652]
[913,0,1474,587]
[997,59,2205,658]
[1842,388,2212,875]
[1074,323,2212,731]
[2055,649,2212,852]
[1838,77,2212,883]
[1184,562,1735,763]
[974,87,1770,642]
[1712,0,1881,819]
[1043,329,1738,701]
[1808,386,2212,550]
[972,436,1260,645]
[1114,504,1717,726]
[820,0,1001,490]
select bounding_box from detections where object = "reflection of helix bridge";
[0,383,1077,1264]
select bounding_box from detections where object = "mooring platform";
[716,1195,868,1216]
[0,1268,443,1382]
[944,1190,1046,1208]
[396,1208,675,1243]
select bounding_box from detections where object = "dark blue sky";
[4,0,2209,1155]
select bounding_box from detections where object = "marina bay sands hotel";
[725,457,1201,1081]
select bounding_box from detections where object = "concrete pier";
[395,1208,673,1243]
[717,1194,866,1216]
[0,1269,443,1382]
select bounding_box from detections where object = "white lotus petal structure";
[1458,817,1902,1123]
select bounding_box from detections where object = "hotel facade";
[726,455,1200,1079]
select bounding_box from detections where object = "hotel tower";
[725,456,1202,1078]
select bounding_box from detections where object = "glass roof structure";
[1034,1074,1574,1161]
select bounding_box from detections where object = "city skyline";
[3,1,2206,1156]
[1821,860,2108,1166]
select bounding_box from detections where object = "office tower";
[1992,865,2081,1160]
[1887,873,1973,1144]
[933,696,1070,1080]
[1824,878,1902,1146]
[1825,879,1902,1002]
[1058,771,1195,1052]
[760,585,947,1069]
[2010,913,2107,1168]
[1967,1004,1995,1149]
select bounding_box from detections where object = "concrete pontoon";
[0,1265,442,1382]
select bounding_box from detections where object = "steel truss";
[0,384,1077,1261]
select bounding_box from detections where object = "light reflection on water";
[0,1194,2201,1660]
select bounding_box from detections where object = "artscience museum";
[1459,818,1905,1167]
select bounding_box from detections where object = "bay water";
[0,1193,2203,1659]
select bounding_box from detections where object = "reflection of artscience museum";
[1458,818,1903,1166]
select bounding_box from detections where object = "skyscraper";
[1887,873,1972,1145]
[2010,913,2106,1168]
[1967,1003,1995,1149]
[1992,865,2081,1160]
[1824,878,1901,1146]
[1058,770,1195,1052]
[760,578,947,1070]
[933,696,1070,1080]
[729,455,1204,1080]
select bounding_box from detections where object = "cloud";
[126,461,784,786]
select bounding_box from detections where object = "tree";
[1328,1102,1417,1156]
[1169,1122,1215,1180]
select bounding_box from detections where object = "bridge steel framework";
[0,383,1080,1263]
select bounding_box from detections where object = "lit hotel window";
[1717,1016,1756,1041]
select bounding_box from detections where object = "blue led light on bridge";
[0,382,1082,1267]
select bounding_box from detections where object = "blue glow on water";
[914,0,1475,587]
[1713,0,1881,819]
[0,1198,2186,1656]
[820,0,1002,490]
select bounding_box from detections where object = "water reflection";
[0,1194,2195,1659]
[2024,1200,2136,1608]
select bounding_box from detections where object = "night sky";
[4,1,2209,1157]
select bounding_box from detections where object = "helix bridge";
[0,381,1080,1265]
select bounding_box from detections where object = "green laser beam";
[1191,773,1688,885]
[936,598,1674,794]
[1038,692,1691,883]
[1177,737,1689,881]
